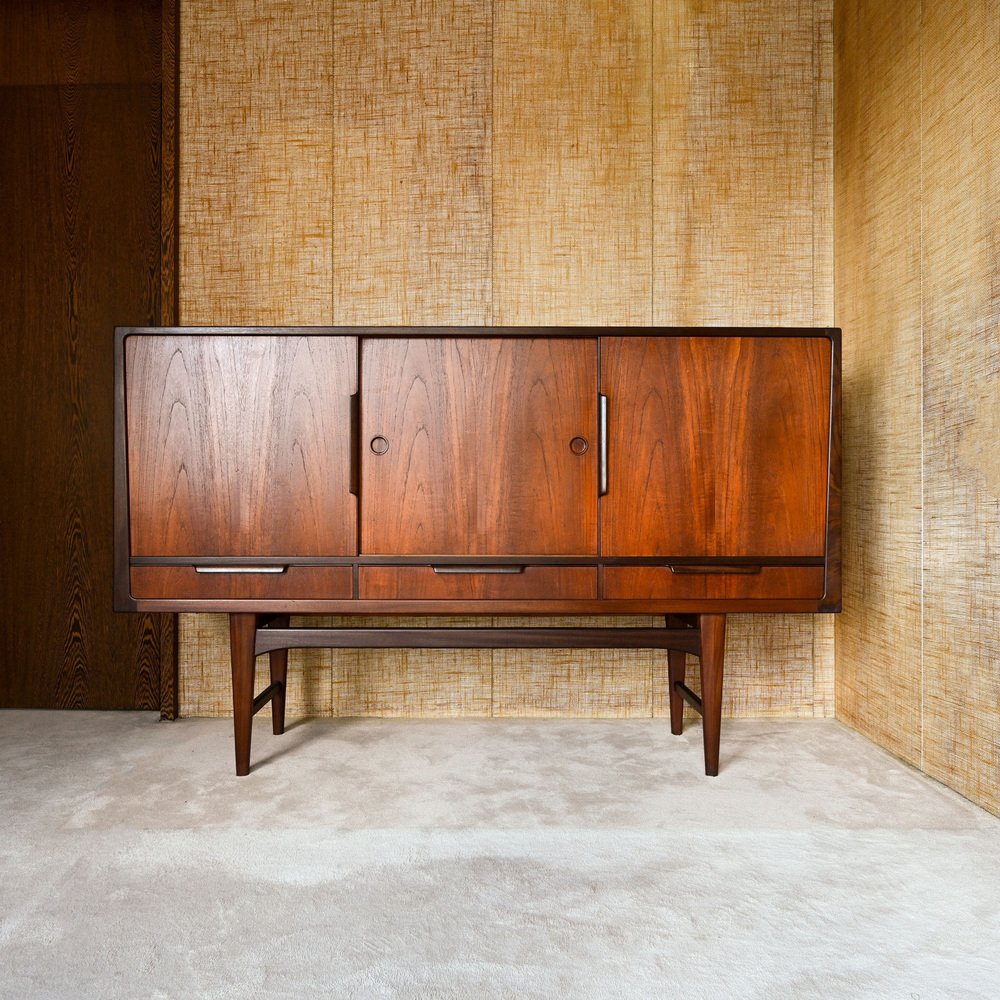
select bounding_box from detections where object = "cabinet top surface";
[117,325,841,343]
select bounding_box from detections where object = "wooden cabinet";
[115,326,841,777]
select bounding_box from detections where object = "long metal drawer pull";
[194,566,288,574]
[598,394,609,496]
[431,565,526,575]
[668,564,762,575]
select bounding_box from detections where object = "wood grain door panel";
[601,336,831,557]
[0,24,166,709]
[127,335,357,557]
[361,337,598,555]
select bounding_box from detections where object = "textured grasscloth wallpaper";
[835,0,923,769]
[177,0,835,723]
[836,0,1000,816]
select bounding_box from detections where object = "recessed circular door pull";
[569,436,589,455]
[370,436,389,455]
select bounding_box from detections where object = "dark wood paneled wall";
[0,0,174,710]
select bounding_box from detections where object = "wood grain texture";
[360,567,596,602]
[0,6,164,707]
[493,0,651,325]
[834,0,923,766]
[920,0,1000,815]
[604,567,825,602]
[160,0,178,328]
[698,613,726,775]
[361,338,597,555]
[332,0,491,325]
[131,566,353,602]
[601,336,831,558]
[127,335,357,558]
[179,0,333,326]
[0,0,161,85]
[229,611,256,774]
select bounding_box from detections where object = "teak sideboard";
[114,327,841,776]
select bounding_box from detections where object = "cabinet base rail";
[227,612,727,778]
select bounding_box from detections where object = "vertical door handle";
[598,394,608,496]
[349,392,360,496]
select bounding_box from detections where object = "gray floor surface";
[1,711,998,999]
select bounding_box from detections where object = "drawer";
[603,566,825,601]
[130,565,353,601]
[359,565,597,601]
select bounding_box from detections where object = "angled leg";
[698,613,726,777]
[666,614,693,735]
[268,615,290,735]
[667,649,687,735]
[229,612,258,776]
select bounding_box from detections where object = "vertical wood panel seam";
[810,0,818,707]
[490,0,495,327]
[812,0,818,326]
[332,0,340,715]
[813,0,832,719]
[648,0,654,330]
[489,0,496,717]
[917,0,926,773]
[333,0,340,321]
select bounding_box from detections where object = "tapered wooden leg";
[666,614,693,736]
[698,613,726,777]
[268,615,290,735]
[667,648,687,735]
[229,613,258,776]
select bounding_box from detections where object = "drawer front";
[603,566,825,601]
[130,565,353,601]
[359,566,597,601]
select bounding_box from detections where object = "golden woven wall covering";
[836,0,1000,817]
[177,0,835,724]
[834,0,923,768]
